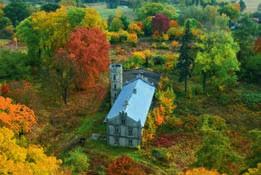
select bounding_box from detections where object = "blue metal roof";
[106,78,155,127]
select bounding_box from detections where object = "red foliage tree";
[66,27,110,90]
[107,156,146,175]
[152,14,170,35]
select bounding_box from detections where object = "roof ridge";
[122,80,139,111]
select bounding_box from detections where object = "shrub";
[182,115,200,132]
[171,40,179,48]
[0,50,30,80]
[123,56,144,69]
[110,17,124,32]
[199,114,227,132]
[107,156,146,175]
[63,148,89,174]
[128,22,143,36]
[152,14,170,35]
[180,167,222,175]
[0,83,9,95]
[118,30,128,42]
[127,33,138,46]
[241,92,261,108]
[151,148,172,163]
[167,27,184,39]
[107,32,120,44]
[153,55,166,65]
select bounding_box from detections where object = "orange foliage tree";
[107,156,146,175]
[179,167,223,175]
[0,96,36,134]
[65,27,110,89]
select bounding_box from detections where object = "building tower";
[110,64,123,105]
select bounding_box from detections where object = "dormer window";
[122,119,126,125]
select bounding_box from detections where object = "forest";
[0,0,260,174]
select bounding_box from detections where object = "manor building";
[105,64,156,147]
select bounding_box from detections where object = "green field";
[245,0,260,12]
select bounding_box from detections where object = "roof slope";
[106,78,155,127]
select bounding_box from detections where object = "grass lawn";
[85,3,135,20]
[0,39,10,48]
[245,0,260,12]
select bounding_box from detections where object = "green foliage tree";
[64,148,89,174]
[239,0,246,12]
[137,2,177,20]
[218,3,240,21]
[196,130,241,174]
[244,54,261,83]
[41,3,61,12]
[247,130,261,168]
[3,2,30,26]
[195,31,239,92]
[179,5,229,30]
[0,50,30,81]
[177,19,195,94]
[233,15,259,78]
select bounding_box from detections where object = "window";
[113,75,116,80]
[114,127,120,135]
[115,137,119,145]
[128,139,133,146]
[114,84,116,89]
[128,127,133,136]
[122,119,126,125]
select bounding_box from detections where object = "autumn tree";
[177,19,195,94]
[107,156,146,175]
[65,27,110,89]
[51,49,75,104]
[152,14,170,35]
[0,127,61,174]
[16,7,106,65]
[0,96,36,135]
[195,31,239,93]
[179,167,222,175]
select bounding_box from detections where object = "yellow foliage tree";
[179,167,223,175]
[0,127,62,175]
[243,163,261,175]
[82,8,107,30]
